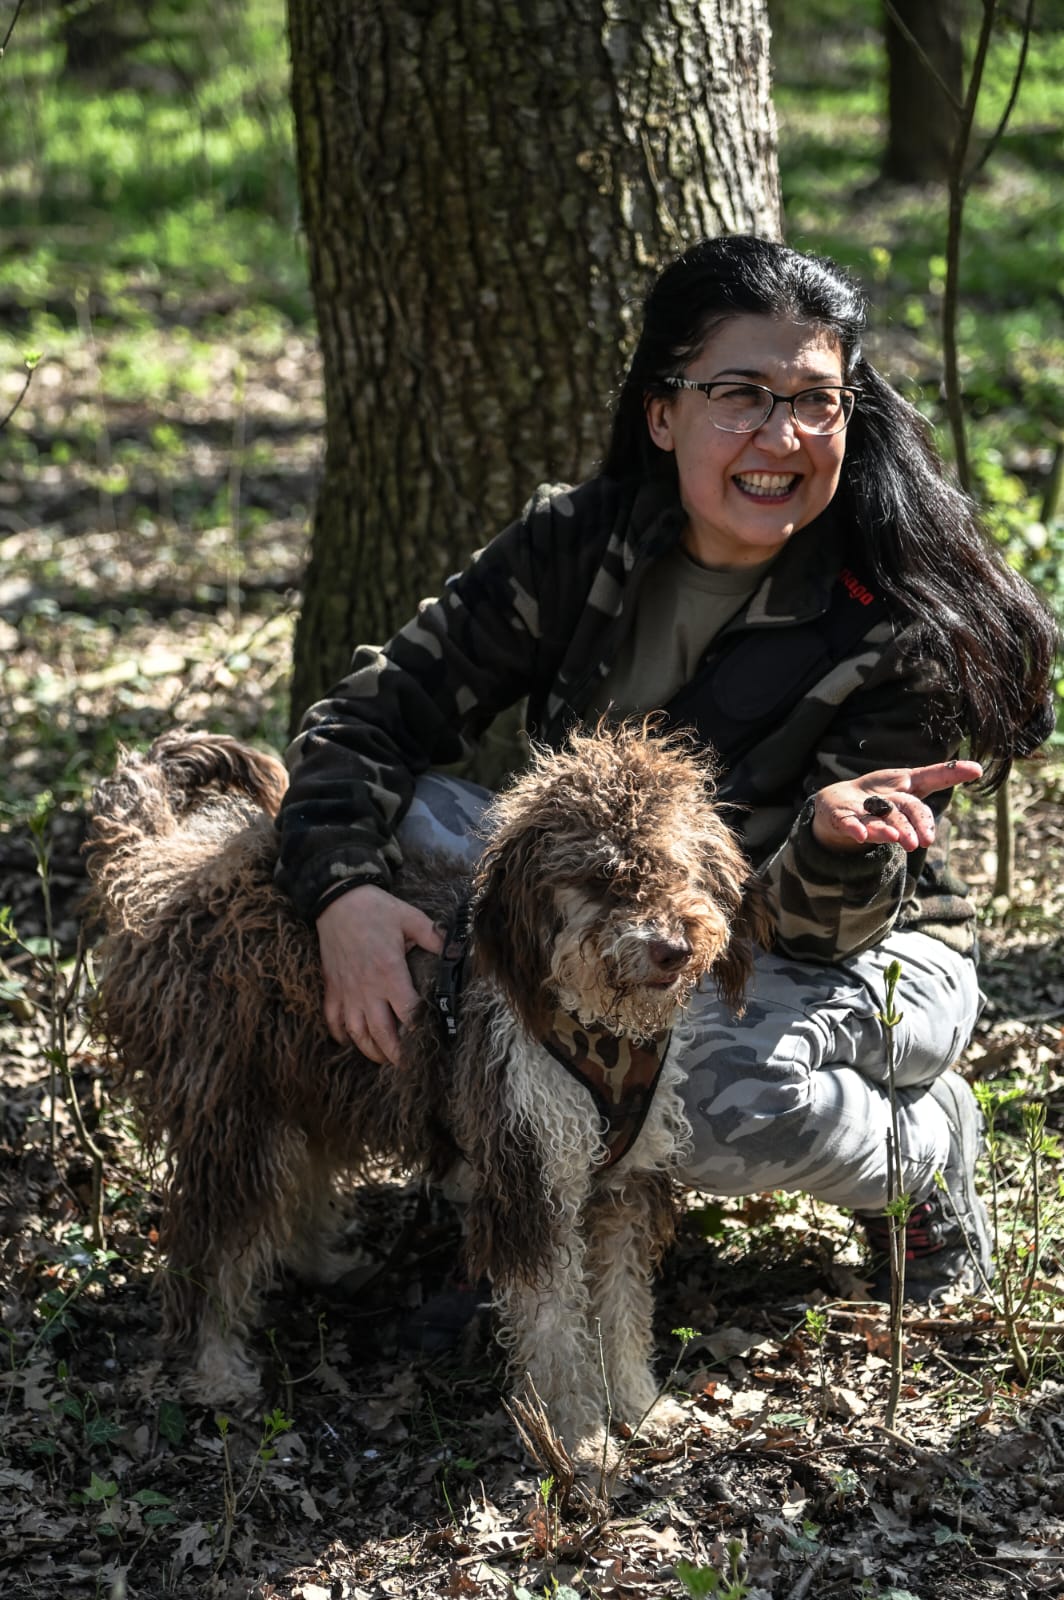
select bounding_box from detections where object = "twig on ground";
[503,1380,579,1517]
[786,1546,830,1600]
[869,1421,973,1485]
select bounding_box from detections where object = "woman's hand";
[316,885,445,1065]
[809,760,983,854]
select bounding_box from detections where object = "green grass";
[0,0,308,325]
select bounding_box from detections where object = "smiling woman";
[277,235,1057,1311]
[644,315,848,566]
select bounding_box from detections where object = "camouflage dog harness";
[435,901,670,1167]
[541,1011,672,1169]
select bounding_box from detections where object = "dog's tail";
[132,730,288,819]
[92,730,287,829]
[85,732,288,915]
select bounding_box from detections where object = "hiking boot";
[859,1069,993,1303]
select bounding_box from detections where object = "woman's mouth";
[732,471,800,501]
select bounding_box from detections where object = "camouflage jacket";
[277,476,976,962]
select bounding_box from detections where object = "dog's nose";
[648,937,691,973]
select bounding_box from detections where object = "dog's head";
[471,721,773,1039]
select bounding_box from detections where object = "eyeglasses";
[661,378,858,436]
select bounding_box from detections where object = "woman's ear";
[645,394,676,453]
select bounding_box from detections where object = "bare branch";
[1,0,27,60]
[942,0,1001,494]
[882,0,965,115]
[967,0,1037,188]
[0,358,37,432]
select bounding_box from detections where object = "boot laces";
[863,1199,945,1260]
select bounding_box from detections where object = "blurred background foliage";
[0,0,1061,800]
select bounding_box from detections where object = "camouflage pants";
[400,775,983,1213]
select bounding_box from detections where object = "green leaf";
[144,1508,180,1526]
[84,1415,122,1447]
[676,1559,722,1598]
[158,1399,186,1445]
[84,1471,118,1502]
[132,1488,172,1507]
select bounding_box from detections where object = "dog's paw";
[569,1426,618,1475]
[188,1336,262,1410]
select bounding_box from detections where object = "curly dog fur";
[86,722,771,1459]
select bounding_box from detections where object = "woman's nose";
[753,400,803,451]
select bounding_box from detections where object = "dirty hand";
[809,760,983,854]
[316,885,444,1065]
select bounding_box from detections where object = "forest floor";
[2,318,1064,1600]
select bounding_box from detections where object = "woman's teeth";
[733,472,798,497]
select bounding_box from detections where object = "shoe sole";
[928,1069,993,1284]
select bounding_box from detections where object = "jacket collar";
[624,475,847,627]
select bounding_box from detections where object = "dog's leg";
[486,1037,611,1463]
[161,1122,310,1405]
[583,1172,680,1435]
[585,1065,690,1439]
[280,1145,359,1287]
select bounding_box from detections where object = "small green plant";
[787,1518,821,1557]
[971,1082,1061,1385]
[214,1406,295,1570]
[828,1465,859,1502]
[676,1541,749,1599]
[4,792,105,1239]
[878,958,913,1429]
[803,1306,829,1419]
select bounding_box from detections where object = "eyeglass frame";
[660,377,860,436]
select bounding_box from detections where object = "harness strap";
[434,895,472,1040]
[434,903,669,1168]
[542,1011,672,1168]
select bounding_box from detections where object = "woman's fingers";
[316,885,445,1065]
[810,758,984,854]
[902,759,983,798]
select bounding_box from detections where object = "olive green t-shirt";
[587,543,777,718]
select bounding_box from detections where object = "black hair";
[602,235,1058,786]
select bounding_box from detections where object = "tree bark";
[286,0,781,724]
[883,0,965,183]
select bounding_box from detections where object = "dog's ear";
[712,871,775,1016]
[471,825,557,1035]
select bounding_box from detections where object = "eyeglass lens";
[708,383,853,435]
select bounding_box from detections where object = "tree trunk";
[883,0,964,183]
[286,0,781,725]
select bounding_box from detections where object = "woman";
[276,236,1057,1299]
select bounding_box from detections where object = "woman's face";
[645,314,848,569]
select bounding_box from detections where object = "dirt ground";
[2,329,1064,1600]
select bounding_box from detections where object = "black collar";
[434,893,473,1041]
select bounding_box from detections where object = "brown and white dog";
[86,722,770,1460]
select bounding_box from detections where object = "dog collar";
[541,1011,671,1168]
[434,895,472,1041]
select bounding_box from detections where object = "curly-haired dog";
[86,723,771,1460]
